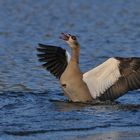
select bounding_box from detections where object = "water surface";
[0,0,140,139]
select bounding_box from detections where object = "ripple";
[1,0,140,139]
[4,124,111,136]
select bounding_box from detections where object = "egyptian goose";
[37,33,140,103]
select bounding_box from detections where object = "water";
[0,0,140,139]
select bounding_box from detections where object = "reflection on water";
[0,0,140,139]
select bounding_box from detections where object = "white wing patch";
[66,51,71,63]
[83,58,121,99]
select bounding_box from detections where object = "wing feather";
[83,57,140,101]
[83,58,121,99]
[37,43,70,79]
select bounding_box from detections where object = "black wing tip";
[36,48,44,53]
[37,43,51,49]
[36,43,52,52]
[38,43,41,46]
[36,43,43,52]
[37,43,47,50]
[36,43,68,79]
[38,43,45,47]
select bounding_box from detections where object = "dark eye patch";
[71,36,76,40]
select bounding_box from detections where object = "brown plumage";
[37,33,140,103]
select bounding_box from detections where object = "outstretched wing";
[37,43,70,79]
[83,57,140,101]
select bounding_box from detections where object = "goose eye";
[71,36,76,40]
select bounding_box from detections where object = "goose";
[37,33,140,103]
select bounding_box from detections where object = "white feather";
[66,51,71,63]
[83,58,121,99]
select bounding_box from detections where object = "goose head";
[60,33,79,49]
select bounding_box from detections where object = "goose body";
[60,53,92,102]
[37,33,140,102]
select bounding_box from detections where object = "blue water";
[0,0,140,139]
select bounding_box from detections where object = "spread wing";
[83,57,140,101]
[37,43,70,79]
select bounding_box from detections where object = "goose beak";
[59,33,70,41]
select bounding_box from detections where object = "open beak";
[59,33,71,41]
